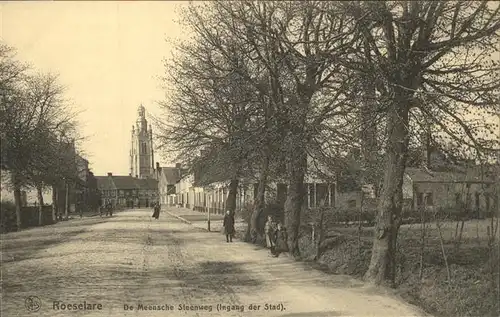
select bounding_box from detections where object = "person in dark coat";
[152,202,160,219]
[106,202,113,217]
[272,222,289,257]
[264,215,276,249]
[98,198,103,217]
[223,210,235,243]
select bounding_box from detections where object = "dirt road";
[1,209,429,317]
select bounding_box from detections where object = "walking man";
[105,201,113,217]
[223,210,235,243]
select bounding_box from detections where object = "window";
[347,200,356,208]
[425,193,433,206]
[416,193,424,206]
[329,184,335,207]
[475,192,480,209]
[309,184,316,207]
[316,184,329,207]
[141,142,147,154]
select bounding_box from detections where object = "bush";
[0,202,55,233]
[0,201,17,233]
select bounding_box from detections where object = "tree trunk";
[284,142,307,258]
[13,185,23,231]
[37,185,44,226]
[364,102,410,287]
[225,178,239,214]
[11,172,23,230]
[52,185,58,223]
[250,151,270,239]
[65,181,69,220]
[360,73,378,186]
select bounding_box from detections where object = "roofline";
[412,180,495,184]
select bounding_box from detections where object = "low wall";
[1,203,69,233]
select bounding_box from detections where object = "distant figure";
[272,222,289,257]
[152,202,160,219]
[264,215,276,251]
[105,202,113,217]
[98,198,103,217]
[223,210,235,243]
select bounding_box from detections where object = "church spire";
[136,104,148,132]
[131,104,154,179]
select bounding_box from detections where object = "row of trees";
[0,43,83,230]
[156,1,500,286]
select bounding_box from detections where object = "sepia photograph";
[1,1,499,316]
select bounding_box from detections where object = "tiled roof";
[135,178,158,190]
[161,167,181,184]
[96,175,159,190]
[95,176,115,190]
[405,167,494,183]
[112,176,139,189]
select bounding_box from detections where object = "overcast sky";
[1,2,499,176]
[1,1,188,175]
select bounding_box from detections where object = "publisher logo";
[25,296,41,312]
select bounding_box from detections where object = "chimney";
[156,162,160,170]
[129,173,132,177]
[175,163,181,169]
[107,172,112,177]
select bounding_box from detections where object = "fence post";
[208,206,211,232]
[311,223,315,244]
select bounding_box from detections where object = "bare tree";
[342,1,500,286]
[155,7,261,214]
[232,1,358,257]
[1,45,79,229]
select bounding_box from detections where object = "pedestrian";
[99,199,103,217]
[152,202,160,219]
[264,215,276,250]
[272,222,289,257]
[106,202,113,217]
[223,210,235,243]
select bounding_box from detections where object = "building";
[403,167,497,214]
[96,173,158,208]
[96,104,159,208]
[157,163,183,206]
[130,104,155,179]
[0,142,98,216]
[169,155,336,215]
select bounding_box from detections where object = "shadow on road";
[0,219,107,264]
[142,260,263,297]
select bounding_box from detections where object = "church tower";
[130,104,155,179]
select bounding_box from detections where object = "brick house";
[95,173,158,208]
[170,155,336,214]
[403,167,496,214]
[156,163,184,206]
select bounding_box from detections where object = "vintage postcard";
[1,1,499,317]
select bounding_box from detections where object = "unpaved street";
[1,209,428,317]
